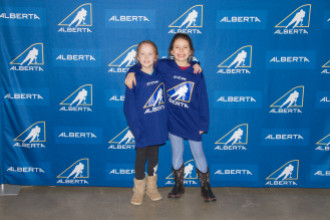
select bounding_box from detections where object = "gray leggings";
[169,132,208,173]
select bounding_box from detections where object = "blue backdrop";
[0,0,329,188]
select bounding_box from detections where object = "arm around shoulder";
[125,64,140,89]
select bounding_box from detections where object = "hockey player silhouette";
[276,164,294,180]
[21,47,39,66]
[286,9,306,29]
[184,163,194,178]
[119,49,136,67]
[23,125,41,143]
[69,8,87,27]
[225,128,243,146]
[70,89,88,106]
[170,85,189,101]
[153,88,164,106]
[228,50,247,68]
[280,90,299,108]
[67,162,85,179]
[179,10,198,28]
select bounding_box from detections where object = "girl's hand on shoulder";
[199,131,204,135]
[193,63,202,74]
[125,72,136,89]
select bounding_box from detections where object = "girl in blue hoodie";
[124,40,167,205]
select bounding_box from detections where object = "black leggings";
[135,145,159,180]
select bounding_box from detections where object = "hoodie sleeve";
[191,60,200,65]
[196,73,209,133]
[123,86,143,139]
[126,63,141,76]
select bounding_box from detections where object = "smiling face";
[136,42,158,73]
[170,38,193,67]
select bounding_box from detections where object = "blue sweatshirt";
[124,68,168,149]
[128,59,209,141]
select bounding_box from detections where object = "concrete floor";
[0,186,330,220]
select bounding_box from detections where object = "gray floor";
[1,186,330,220]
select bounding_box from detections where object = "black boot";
[168,165,184,198]
[196,168,216,202]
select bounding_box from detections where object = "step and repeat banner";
[0,0,329,188]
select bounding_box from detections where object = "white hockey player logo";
[58,3,92,27]
[217,45,252,69]
[10,43,44,66]
[69,8,88,27]
[67,162,85,179]
[225,128,243,145]
[70,89,88,106]
[23,125,41,143]
[166,159,198,181]
[119,130,135,144]
[57,158,89,182]
[214,124,248,148]
[265,160,299,182]
[14,121,46,144]
[21,47,39,66]
[153,88,164,106]
[60,84,92,108]
[286,9,306,29]
[144,83,165,109]
[108,45,138,69]
[275,4,311,29]
[280,90,299,108]
[169,5,203,29]
[270,86,304,109]
[170,84,189,101]
[276,164,294,180]
[228,50,247,68]
[179,10,198,28]
[119,49,136,67]
[184,163,194,178]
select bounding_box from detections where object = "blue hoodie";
[124,68,168,148]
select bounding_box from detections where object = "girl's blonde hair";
[137,40,159,56]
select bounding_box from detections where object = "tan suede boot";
[130,178,145,205]
[146,175,162,201]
